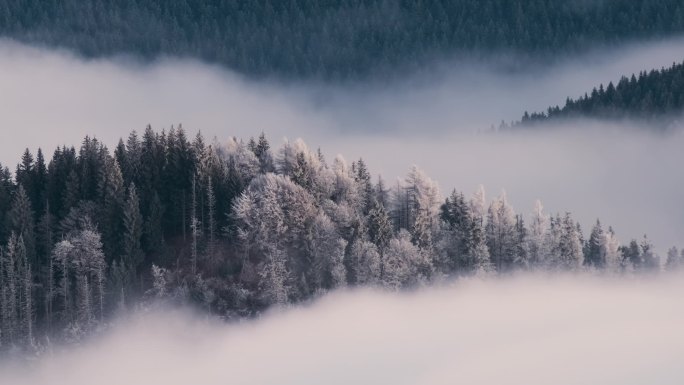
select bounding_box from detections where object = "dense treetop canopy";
[2,0,684,80]
[516,60,684,128]
[0,127,679,353]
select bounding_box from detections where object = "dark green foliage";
[2,0,684,80]
[0,164,14,242]
[9,185,36,267]
[585,220,604,268]
[518,61,684,127]
[367,199,392,252]
[440,190,471,270]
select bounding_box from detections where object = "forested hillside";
[516,61,684,127]
[1,126,682,352]
[2,0,684,79]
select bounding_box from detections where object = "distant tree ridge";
[2,0,684,80]
[516,60,684,127]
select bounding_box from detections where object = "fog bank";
[0,38,683,250]
[3,275,684,385]
[1,36,684,160]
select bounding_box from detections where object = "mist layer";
[2,275,683,385]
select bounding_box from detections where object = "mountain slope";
[2,0,684,80]
[517,61,684,128]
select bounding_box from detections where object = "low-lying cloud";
[0,38,683,250]
[3,274,684,385]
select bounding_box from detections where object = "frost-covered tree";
[469,216,493,274]
[556,213,584,271]
[259,249,289,306]
[150,264,168,299]
[374,176,390,208]
[330,155,361,209]
[206,176,216,252]
[367,199,393,252]
[382,230,432,289]
[352,158,373,214]
[9,185,36,267]
[513,215,529,269]
[0,233,33,347]
[217,136,260,187]
[640,235,660,272]
[306,213,347,291]
[250,132,275,173]
[469,185,486,225]
[665,246,681,271]
[349,240,381,286]
[602,227,622,273]
[401,166,441,255]
[234,173,318,303]
[485,190,517,272]
[527,200,549,268]
[51,222,106,335]
[277,139,333,202]
[190,176,200,276]
[2,237,18,346]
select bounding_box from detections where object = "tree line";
[2,0,684,80]
[0,126,682,352]
[514,60,684,128]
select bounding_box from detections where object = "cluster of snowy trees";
[0,126,681,352]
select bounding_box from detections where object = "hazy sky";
[0,38,683,251]
[2,274,684,385]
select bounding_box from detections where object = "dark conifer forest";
[517,60,684,127]
[1,0,684,79]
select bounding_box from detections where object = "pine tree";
[622,239,642,271]
[367,199,393,252]
[206,176,216,252]
[22,261,33,347]
[557,213,584,271]
[374,176,389,208]
[15,149,34,194]
[122,183,143,275]
[640,235,660,272]
[98,155,125,262]
[190,175,200,276]
[665,246,680,271]
[353,158,373,214]
[62,170,80,216]
[469,214,492,274]
[9,185,36,267]
[32,148,48,217]
[440,190,472,271]
[528,200,549,267]
[1,234,20,346]
[513,215,529,269]
[51,239,74,326]
[485,191,517,272]
[586,220,605,268]
[143,191,164,254]
[254,132,274,173]
[602,227,622,273]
